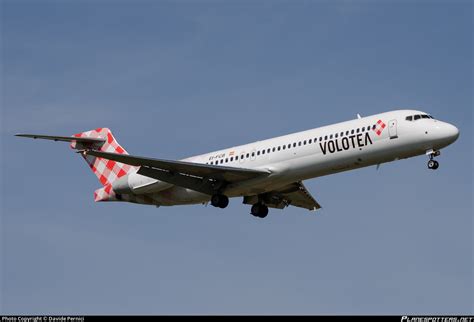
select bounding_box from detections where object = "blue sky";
[1,0,472,314]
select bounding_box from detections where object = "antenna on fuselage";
[357,114,362,119]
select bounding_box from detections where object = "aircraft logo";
[373,120,386,136]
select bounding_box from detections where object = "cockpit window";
[406,114,434,121]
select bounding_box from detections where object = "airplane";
[15,109,459,218]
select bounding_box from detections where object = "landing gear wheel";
[251,203,269,218]
[211,194,229,208]
[258,205,269,218]
[428,160,435,169]
[427,160,439,170]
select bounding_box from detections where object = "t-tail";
[15,128,137,202]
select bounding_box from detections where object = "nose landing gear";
[426,150,440,170]
[427,159,439,170]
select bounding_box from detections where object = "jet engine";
[112,172,172,194]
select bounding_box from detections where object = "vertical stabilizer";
[71,128,137,186]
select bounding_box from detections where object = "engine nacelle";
[112,172,172,194]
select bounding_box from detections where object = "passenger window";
[303,140,307,145]
[345,131,349,136]
[240,155,244,160]
[230,157,233,161]
[351,129,355,134]
[272,147,276,152]
[335,133,338,138]
[298,142,302,146]
[293,143,297,147]
[220,159,223,164]
[367,126,371,131]
[414,115,421,120]
[319,137,323,141]
[246,153,250,158]
[283,145,286,150]
[315,138,318,142]
[287,144,291,148]
[267,148,271,153]
[308,139,312,144]
[251,152,255,157]
[257,151,260,156]
[372,124,376,130]
[278,146,281,151]
[356,128,360,133]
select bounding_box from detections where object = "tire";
[258,205,269,218]
[211,194,221,207]
[428,160,435,169]
[218,196,229,208]
[251,204,260,216]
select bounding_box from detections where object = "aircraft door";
[388,119,398,139]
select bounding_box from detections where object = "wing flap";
[281,182,321,211]
[244,181,321,211]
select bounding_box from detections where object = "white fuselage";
[122,110,459,206]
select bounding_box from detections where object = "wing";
[244,181,321,211]
[81,149,270,194]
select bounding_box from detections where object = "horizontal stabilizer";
[15,134,106,144]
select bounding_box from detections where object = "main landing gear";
[211,194,229,208]
[251,203,269,218]
[427,150,440,170]
[211,194,269,218]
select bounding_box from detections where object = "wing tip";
[15,133,34,138]
[14,133,106,143]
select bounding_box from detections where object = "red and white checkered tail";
[70,128,137,187]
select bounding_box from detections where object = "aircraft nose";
[444,122,460,143]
